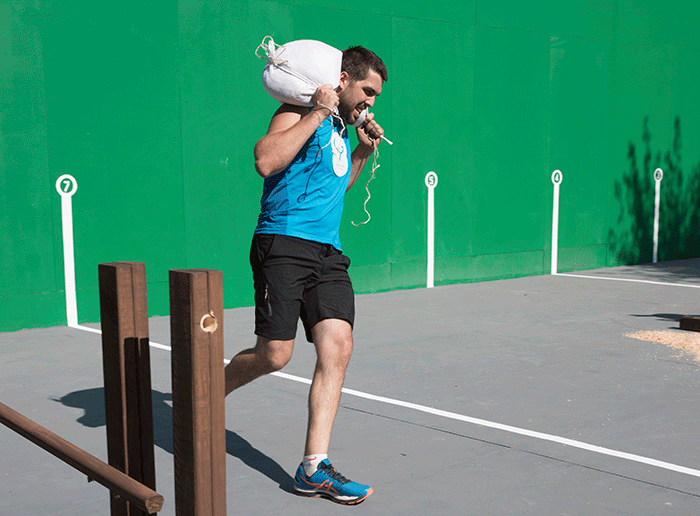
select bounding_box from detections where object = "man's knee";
[256,337,294,373]
[312,320,354,369]
[333,333,353,363]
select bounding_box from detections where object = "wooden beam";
[680,316,700,332]
[0,401,164,514]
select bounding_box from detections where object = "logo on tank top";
[330,132,349,177]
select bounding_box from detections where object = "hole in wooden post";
[200,311,218,333]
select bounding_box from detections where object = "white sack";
[259,37,342,108]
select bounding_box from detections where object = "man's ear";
[337,71,350,91]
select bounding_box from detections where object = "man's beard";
[337,100,355,124]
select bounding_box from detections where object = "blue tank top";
[255,115,351,250]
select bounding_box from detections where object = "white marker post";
[653,168,663,264]
[425,171,438,288]
[56,174,79,327]
[551,170,563,275]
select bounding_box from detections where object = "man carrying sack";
[225,42,388,505]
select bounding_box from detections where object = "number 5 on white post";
[425,172,438,288]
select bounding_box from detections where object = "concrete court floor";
[1,259,700,515]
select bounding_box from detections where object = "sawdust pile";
[625,330,700,362]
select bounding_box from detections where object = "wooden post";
[0,401,164,514]
[169,269,226,516]
[680,316,700,332]
[99,262,156,516]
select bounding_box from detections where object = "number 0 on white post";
[551,170,562,275]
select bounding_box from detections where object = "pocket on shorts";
[251,234,276,311]
[333,249,350,270]
[250,233,277,268]
[325,249,352,281]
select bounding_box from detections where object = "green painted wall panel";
[291,0,476,26]
[349,263,394,293]
[667,48,700,261]
[2,0,700,331]
[557,245,608,273]
[38,1,184,323]
[472,26,550,257]
[617,0,700,48]
[0,292,66,332]
[390,261,427,290]
[0,3,56,298]
[438,251,545,285]
[471,251,545,282]
[548,36,611,253]
[673,48,700,160]
[479,0,615,40]
[389,18,474,289]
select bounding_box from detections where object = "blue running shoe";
[293,459,373,505]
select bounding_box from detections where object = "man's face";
[337,69,383,124]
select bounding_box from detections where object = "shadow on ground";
[53,388,294,493]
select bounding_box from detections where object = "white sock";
[302,454,328,477]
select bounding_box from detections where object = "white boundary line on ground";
[557,272,700,289]
[70,325,700,480]
[272,371,700,479]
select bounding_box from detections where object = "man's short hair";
[342,46,388,83]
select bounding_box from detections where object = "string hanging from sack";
[351,144,380,226]
[314,101,348,154]
[312,103,382,227]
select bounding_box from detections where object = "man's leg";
[304,318,353,455]
[225,336,294,396]
[294,318,373,504]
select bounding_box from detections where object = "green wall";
[2,0,700,331]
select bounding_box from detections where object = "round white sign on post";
[425,171,438,188]
[425,171,438,288]
[654,168,663,182]
[551,170,563,185]
[55,173,79,327]
[56,174,78,197]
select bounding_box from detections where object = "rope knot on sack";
[255,36,287,65]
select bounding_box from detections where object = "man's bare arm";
[254,85,338,178]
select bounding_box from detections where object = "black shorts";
[250,234,355,343]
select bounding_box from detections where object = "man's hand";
[356,112,384,149]
[311,84,339,123]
